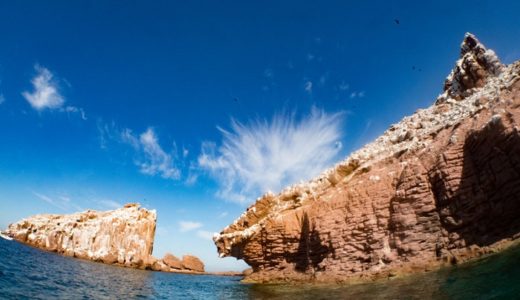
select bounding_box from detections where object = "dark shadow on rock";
[288,212,330,272]
[431,117,520,247]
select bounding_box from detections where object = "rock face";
[163,253,183,269]
[214,33,520,283]
[438,33,504,102]
[158,253,205,273]
[6,203,157,269]
[181,255,205,272]
[5,203,209,274]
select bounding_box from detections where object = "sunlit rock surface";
[5,203,210,274]
[6,203,157,269]
[214,33,520,283]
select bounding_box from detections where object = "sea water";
[1,237,519,299]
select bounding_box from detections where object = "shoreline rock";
[4,204,224,276]
[214,33,520,283]
[6,203,157,269]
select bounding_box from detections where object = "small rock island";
[4,203,206,274]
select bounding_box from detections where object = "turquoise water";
[1,238,519,299]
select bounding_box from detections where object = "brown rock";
[5,203,157,270]
[214,34,520,283]
[151,260,170,272]
[102,253,118,265]
[438,32,504,103]
[151,260,163,271]
[181,255,205,272]
[243,268,253,276]
[163,253,182,269]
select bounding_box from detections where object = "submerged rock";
[214,33,520,283]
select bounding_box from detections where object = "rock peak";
[214,34,520,283]
[437,33,504,103]
[460,32,482,56]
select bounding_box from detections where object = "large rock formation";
[163,253,183,269]
[160,253,205,272]
[6,203,157,268]
[181,255,205,272]
[5,203,209,273]
[438,33,504,102]
[214,33,520,283]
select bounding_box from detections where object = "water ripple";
[1,238,520,299]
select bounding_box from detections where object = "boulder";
[181,255,205,272]
[163,253,182,269]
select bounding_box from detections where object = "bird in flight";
[394,19,400,25]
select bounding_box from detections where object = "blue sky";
[1,1,520,272]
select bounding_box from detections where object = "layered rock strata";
[5,203,157,268]
[154,253,205,273]
[214,33,520,283]
[5,203,209,273]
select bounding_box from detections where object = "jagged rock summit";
[439,32,504,102]
[214,33,520,283]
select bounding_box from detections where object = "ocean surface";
[1,238,520,299]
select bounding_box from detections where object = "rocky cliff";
[214,33,520,283]
[5,203,209,273]
[6,203,157,269]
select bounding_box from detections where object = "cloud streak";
[179,221,203,232]
[33,192,83,212]
[122,127,181,180]
[304,81,313,94]
[64,105,87,120]
[22,65,65,111]
[22,65,86,119]
[196,230,216,240]
[96,199,123,210]
[198,108,344,203]
[350,91,365,99]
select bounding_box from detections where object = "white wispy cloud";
[218,212,228,218]
[339,81,350,91]
[198,108,344,203]
[97,120,117,150]
[319,75,326,86]
[22,65,86,119]
[96,199,123,210]
[33,192,83,212]
[185,172,198,186]
[304,81,313,94]
[156,226,169,237]
[64,105,87,120]
[0,94,5,105]
[350,91,365,99]
[196,230,216,240]
[319,72,329,86]
[22,65,65,111]
[179,221,203,232]
[121,127,181,180]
